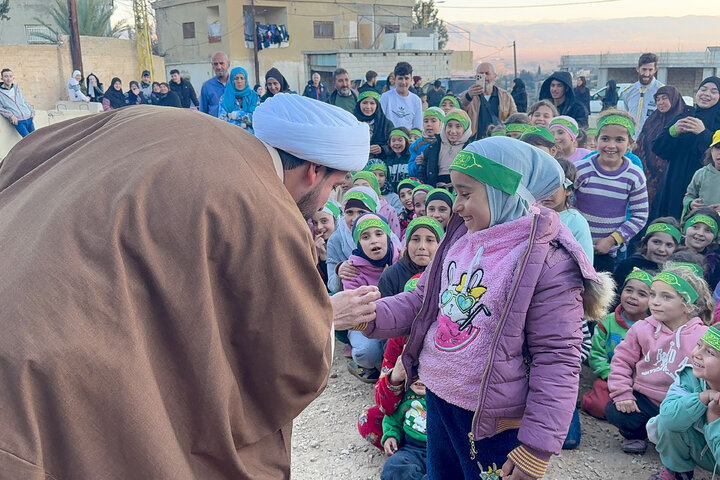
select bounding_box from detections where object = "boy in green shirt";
[381,378,427,480]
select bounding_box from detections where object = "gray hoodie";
[0,84,34,120]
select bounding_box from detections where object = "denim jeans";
[14,118,35,137]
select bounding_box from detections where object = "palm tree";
[34,0,129,43]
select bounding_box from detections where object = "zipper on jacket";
[467,213,538,459]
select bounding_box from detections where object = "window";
[313,21,334,39]
[182,22,196,39]
[383,24,400,34]
[207,6,221,43]
[25,25,55,44]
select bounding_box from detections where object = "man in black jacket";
[539,71,588,127]
[169,69,199,109]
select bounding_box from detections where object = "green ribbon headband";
[449,150,523,196]
[673,262,705,278]
[490,131,505,137]
[357,90,380,102]
[653,271,699,304]
[390,129,410,141]
[597,114,636,137]
[353,217,391,244]
[702,326,720,353]
[404,274,422,292]
[343,191,377,213]
[398,178,421,192]
[365,161,388,175]
[624,268,653,288]
[445,112,470,131]
[440,95,460,109]
[549,117,579,136]
[646,223,682,243]
[405,217,445,243]
[586,128,597,135]
[412,184,432,197]
[410,128,423,138]
[505,123,530,134]
[521,126,555,143]
[323,201,341,218]
[684,214,719,238]
[423,109,445,122]
[353,171,381,196]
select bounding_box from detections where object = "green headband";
[449,150,523,196]
[405,216,444,243]
[549,117,579,136]
[412,184,432,198]
[423,109,445,123]
[390,129,410,141]
[702,327,720,353]
[646,223,682,243]
[398,178,421,192]
[353,171,381,196]
[440,95,460,109]
[597,114,635,137]
[624,268,653,288]
[410,128,423,138]
[445,112,470,131]
[343,191,377,213]
[684,214,719,238]
[323,201,341,218]
[404,275,421,292]
[426,187,455,207]
[653,271,699,304]
[673,262,705,278]
[357,90,380,102]
[491,131,506,137]
[521,126,555,143]
[505,123,530,134]
[353,216,391,244]
[586,128,597,135]
[365,161,388,175]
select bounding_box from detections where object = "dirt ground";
[291,340,715,480]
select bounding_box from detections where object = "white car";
[590,83,694,114]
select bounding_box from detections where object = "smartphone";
[475,74,486,91]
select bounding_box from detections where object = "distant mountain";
[445,15,720,74]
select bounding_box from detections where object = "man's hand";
[593,236,616,255]
[383,437,398,456]
[370,144,382,155]
[10,115,18,125]
[338,260,360,280]
[467,83,483,98]
[615,399,640,414]
[331,286,381,331]
[501,458,538,480]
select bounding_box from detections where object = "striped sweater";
[574,155,648,247]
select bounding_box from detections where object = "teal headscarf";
[222,67,259,116]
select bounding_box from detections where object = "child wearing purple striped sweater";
[574,110,649,273]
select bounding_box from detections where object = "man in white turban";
[0,98,380,479]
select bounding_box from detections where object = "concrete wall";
[0,36,165,110]
[336,50,454,85]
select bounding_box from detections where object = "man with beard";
[459,62,517,140]
[200,51,230,117]
[621,52,663,139]
[0,95,381,479]
[330,67,358,113]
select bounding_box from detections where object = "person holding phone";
[459,62,517,141]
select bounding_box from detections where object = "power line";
[439,0,619,8]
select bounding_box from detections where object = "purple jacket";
[342,250,400,290]
[364,207,602,466]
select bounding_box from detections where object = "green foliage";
[0,0,10,22]
[412,0,449,50]
[33,0,130,43]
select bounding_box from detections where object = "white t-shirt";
[380,89,423,130]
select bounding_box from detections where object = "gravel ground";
[291,341,715,479]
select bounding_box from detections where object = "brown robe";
[0,106,333,479]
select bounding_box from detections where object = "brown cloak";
[0,106,333,479]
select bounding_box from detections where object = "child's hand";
[383,437,398,456]
[369,144,382,155]
[389,358,407,386]
[593,236,616,255]
[416,153,424,166]
[615,399,640,413]
[501,458,538,480]
[314,234,327,261]
[338,260,360,280]
[709,203,720,214]
[708,395,720,423]
[690,198,706,211]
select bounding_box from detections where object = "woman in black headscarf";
[353,90,394,158]
[511,78,527,113]
[260,68,292,103]
[601,79,618,110]
[652,77,720,219]
[634,85,693,208]
[85,73,104,103]
[574,76,590,115]
[102,77,126,111]
[126,81,147,106]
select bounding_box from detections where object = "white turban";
[254,93,369,172]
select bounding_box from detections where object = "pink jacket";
[342,249,400,290]
[608,315,707,406]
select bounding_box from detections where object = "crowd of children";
[308,62,720,479]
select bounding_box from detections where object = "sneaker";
[648,468,694,480]
[622,438,648,454]
[347,360,380,384]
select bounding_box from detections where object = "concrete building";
[152,0,471,95]
[560,48,720,96]
[0,0,113,45]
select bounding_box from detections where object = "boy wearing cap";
[139,70,153,99]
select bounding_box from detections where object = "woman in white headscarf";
[67,70,89,102]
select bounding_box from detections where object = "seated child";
[343,213,400,382]
[583,269,652,419]
[411,184,432,218]
[418,108,473,187]
[424,188,454,230]
[408,108,445,178]
[606,266,713,455]
[520,126,560,157]
[648,325,720,480]
[353,171,401,238]
[503,113,531,139]
[367,161,403,215]
[681,208,720,289]
[397,178,420,236]
[549,116,592,163]
[381,377,428,480]
[439,95,460,115]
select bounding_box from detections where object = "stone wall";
[0,36,165,110]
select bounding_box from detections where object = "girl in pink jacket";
[607,265,715,455]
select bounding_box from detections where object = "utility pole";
[133,0,154,79]
[250,0,260,86]
[513,41,517,79]
[67,0,83,73]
